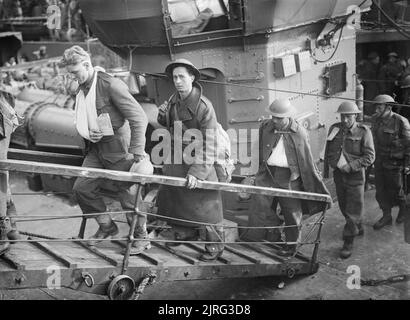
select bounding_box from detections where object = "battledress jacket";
[256,118,332,215]
[79,71,148,165]
[157,83,223,227]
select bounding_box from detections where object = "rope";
[361,274,410,286]
[0,237,317,245]
[133,274,156,300]
[13,209,323,229]
[371,0,410,40]
[12,192,73,196]
[144,72,410,109]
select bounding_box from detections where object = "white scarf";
[74,66,105,141]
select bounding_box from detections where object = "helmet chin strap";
[376,104,390,119]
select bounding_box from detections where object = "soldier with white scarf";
[60,46,153,254]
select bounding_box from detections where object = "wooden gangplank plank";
[151,242,198,265]
[112,240,164,267]
[185,243,231,265]
[0,159,331,203]
[76,241,119,266]
[224,245,261,264]
[1,252,26,271]
[262,241,311,263]
[29,238,78,268]
[240,243,285,263]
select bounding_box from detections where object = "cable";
[144,71,410,109]
[312,24,344,63]
[371,0,410,40]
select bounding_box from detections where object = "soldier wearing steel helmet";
[371,94,410,230]
[246,98,330,257]
[378,52,402,97]
[157,58,225,261]
[324,101,375,259]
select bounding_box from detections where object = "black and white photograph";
[0,0,409,306]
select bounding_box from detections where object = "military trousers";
[333,168,365,239]
[249,166,302,245]
[374,161,406,212]
[73,145,149,234]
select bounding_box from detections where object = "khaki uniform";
[372,112,410,212]
[324,122,375,238]
[72,71,149,231]
[247,118,330,243]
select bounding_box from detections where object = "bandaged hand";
[89,129,103,143]
[186,174,198,189]
[340,163,351,173]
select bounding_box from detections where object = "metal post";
[121,184,142,274]
[161,0,175,60]
[310,209,326,273]
[77,217,87,239]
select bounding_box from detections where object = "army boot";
[199,226,224,261]
[340,237,354,259]
[373,209,393,230]
[123,215,151,255]
[87,221,119,246]
[0,217,12,255]
[127,231,151,255]
[7,218,24,242]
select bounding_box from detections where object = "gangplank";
[0,152,331,300]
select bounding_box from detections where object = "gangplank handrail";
[0,159,332,203]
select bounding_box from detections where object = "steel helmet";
[367,51,379,59]
[165,58,201,82]
[402,75,410,88]
[265,98,295,118]
[336,101,361,114]
[373,94,395,105]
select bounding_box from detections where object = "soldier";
[378,52,402,97]
[324,102,375,259]
[157,59,225,261]
[247,98,330,256]
[59,46,153,254]
[0,84,23,255]
[357,51,381,117]
[372,94,410,230]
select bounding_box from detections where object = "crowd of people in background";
[357,51,410,119]
[0,0,88,41]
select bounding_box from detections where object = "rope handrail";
[12,208,325,230]
[0,236,317,246]
[0,159,332,203]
